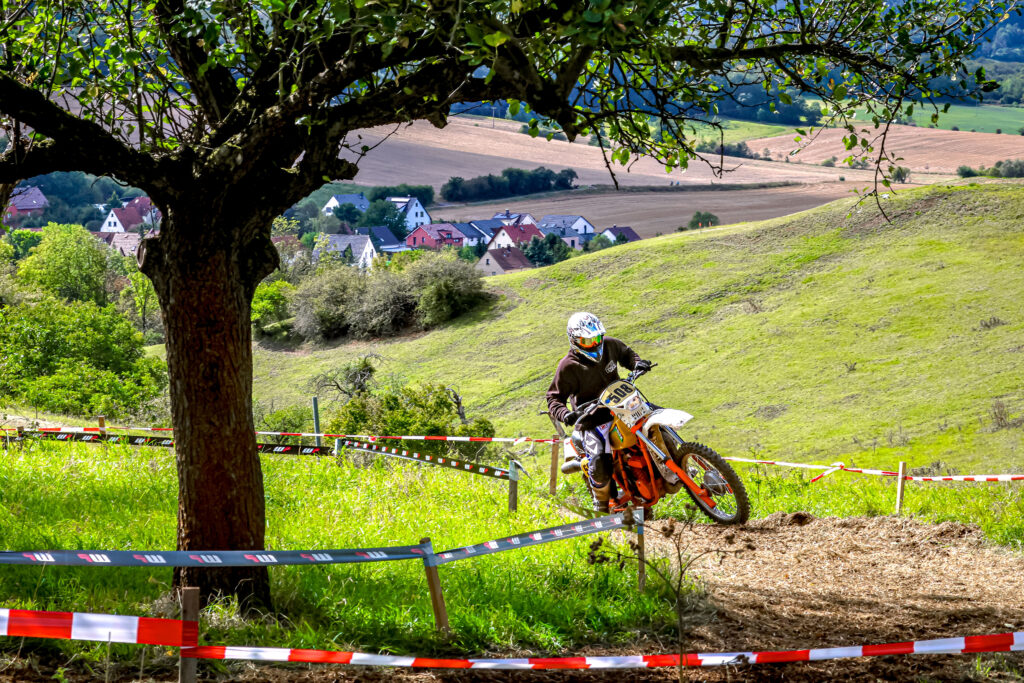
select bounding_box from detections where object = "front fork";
[635,430,718,510]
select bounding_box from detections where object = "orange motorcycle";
[562,365,749,525]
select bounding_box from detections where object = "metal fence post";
[895,461,908,515]
[508,460,519,513]
[420,538,450,632]
[178,587,199,683]
[311,396,322,448]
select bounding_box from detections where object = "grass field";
[255,180,1024,477]
[804,99,1024,134]
[3,182,1024,677]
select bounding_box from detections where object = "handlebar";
[626,362,658,384]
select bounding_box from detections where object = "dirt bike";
[559,364,750,525]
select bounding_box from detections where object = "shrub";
[441,167,575,202]
[251,280,295,336]
[0,298,167,418]
[688,210,720,229]
[821,158,835,167]
[326,381,496,461]
[348,270,416,338]
[996,128,1002,134]
[957,165,978,178]
[405,252,488,327]
[891,166,911,183]
[951,126,960,131]
[291,264,366,340]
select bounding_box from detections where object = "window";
[486,258,490,265]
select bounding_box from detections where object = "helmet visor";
[575,334,603,349]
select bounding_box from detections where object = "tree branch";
[0,75,163,190]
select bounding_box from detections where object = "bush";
[695,140,761,159]
[251,280,295,336]
[821,158,836,167]
[291,264,366,340]
[891,166,911,183]
[957,165,978,178]
[326,381,496,461]
[404,253,488,327]
[348,270,416,338]
[688,210,720,229]
[16,223,110,305]
[0,298,167,418]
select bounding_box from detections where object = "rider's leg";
[584,428,613,513]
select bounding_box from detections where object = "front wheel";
[660,429,750,525]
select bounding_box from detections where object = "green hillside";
[255,181,1024,475]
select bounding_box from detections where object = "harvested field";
[438,183,858,237]
[9,515,1017,682]
[343,117,877,189]
[752,123,1024,174]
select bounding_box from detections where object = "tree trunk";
[140,207,278,612]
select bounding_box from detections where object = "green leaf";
[483,32,507,47]
[778,92,792,105]
[833,84,847,100]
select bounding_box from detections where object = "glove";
[635,359,653,373]
[563,410,580,427]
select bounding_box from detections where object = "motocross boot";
[592,482,612,513]
[561,432,587,474]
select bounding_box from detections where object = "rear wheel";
[659,429,749,525]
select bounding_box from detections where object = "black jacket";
[546,337,641,423]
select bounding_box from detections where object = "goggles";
[575,334,603,349]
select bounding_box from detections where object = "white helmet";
[567,312,606,363]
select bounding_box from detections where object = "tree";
[331,202,363,226]
[554,168,578,190]
[687,211,720,229]
[358,199,408,239]
[891,166,911,183]
[1,0,1012,609]
[584,233,613,252]
[7,229,41,259]
[17,223,109,305]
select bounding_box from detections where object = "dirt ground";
[3,514,1020,682]
[751,124,1024,174]
[438,183,858,237]
[342,117,878,189]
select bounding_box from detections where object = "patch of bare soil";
[4,515,1020,682]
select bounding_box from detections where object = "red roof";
[125,196,155,215]
[496,221,543,245]
[113,207,144,229]
[416,223,467,241]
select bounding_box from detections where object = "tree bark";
[140,206,278,611]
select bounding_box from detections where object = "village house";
[94,231,143,258]
[3,186,49,221]
[100,196,160,233]
[355,225,405,251]
[388,196,431,232]
[322,192,370,215]
[538,225,587,250]
[450,222,492,247]
[600,225,641,243]
[314,234,377,268]
[492,209,537,225]
[475,246,533,276]
[485,219,544,250]
[538,214,596,236]
[405,222,465,249]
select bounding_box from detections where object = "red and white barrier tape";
[29,426,556,444]
[0,609,196,646]
[3,608,1021,669]
[183,631,1024,668]
[726,458,1024,484]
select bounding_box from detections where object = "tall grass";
[0,439,677,666]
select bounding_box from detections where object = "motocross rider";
[546,312,652,513]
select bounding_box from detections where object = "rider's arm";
[546,358,577,423]
[606,337,642,371]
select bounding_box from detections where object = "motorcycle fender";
[563,436,583,460]
[641,409,694,438]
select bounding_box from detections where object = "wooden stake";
[549,435,559,496]
[636,508,646,592]
[508,460,519,513]
[178,587,199,683]
[97,415,106,436]
[420,538,450,632]
[895,461,908,515]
